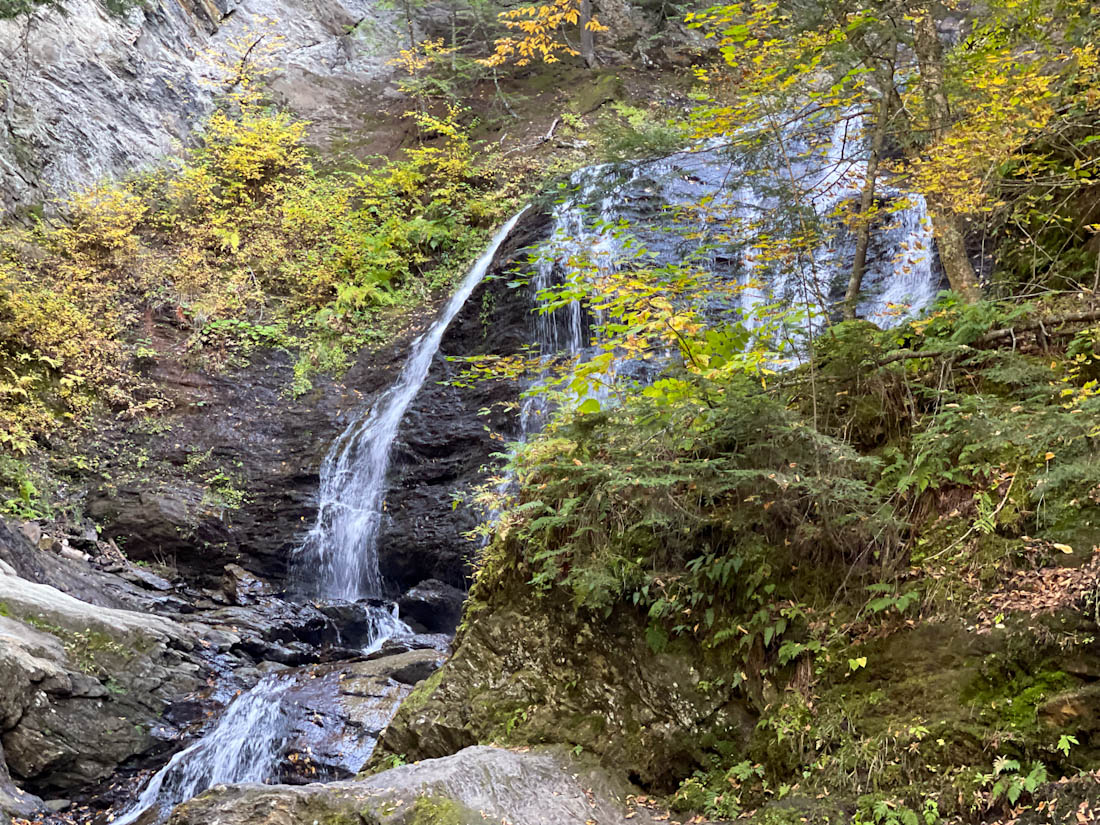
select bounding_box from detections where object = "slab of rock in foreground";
[0,567,202,798]
[277,649,446,783]
[170,745,658,825]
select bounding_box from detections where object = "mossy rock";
[375,574,755,789]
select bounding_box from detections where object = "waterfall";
[523,115,942,394]
[295,207,529,600]
[111,676,295,825]
[113,209,527,824]
[108,115,945,823]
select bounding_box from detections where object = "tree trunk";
[844,98,888,320]
[910,3,982,302]
[579,0,596,69]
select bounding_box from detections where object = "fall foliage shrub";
[0,102,510,459]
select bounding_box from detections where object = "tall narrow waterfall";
[296,207,528,600]
[111,209,527,825]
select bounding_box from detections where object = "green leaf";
[645,624,668,654]
[577,397,601,415]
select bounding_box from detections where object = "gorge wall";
[0,0,413,218]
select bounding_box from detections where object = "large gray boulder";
[374,576,756,789]
[0,567,203,799]
[169,745,661,825]
[0,737,40,818]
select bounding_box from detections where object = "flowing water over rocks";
[295,209,530,601]
[533,121,942,360]
[96,209,528,823]
[112,676,296,825]
[510,118,942,457]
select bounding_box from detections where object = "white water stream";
[112,208,528,823]
[520,113,941,427]
[296,208,530,601]
[111,677,295,825]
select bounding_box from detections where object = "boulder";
[0,568,204,795]
[221,564,274,605]
[0,518,152,611]
[0,738,41,819]
[374,581,755,789]
[275,649,446,783]
[1039,682,1100,732]
[397,579,466,635]
[169,745,661,825]
[121,566,176,593]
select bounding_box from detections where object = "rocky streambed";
[0,515,454,823]
[0,530,678,825]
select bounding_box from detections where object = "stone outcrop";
[397,579,466,635]
[275,648,446,783]
[0,737,40,818]
[82,343,366,587]
[75,208,550,604]
[169,745,662,825]
[0,565,204,800]
[0,518,151,610]
[0,0,412,218]
[374,576,756,789]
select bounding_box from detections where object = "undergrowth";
[469,293,1100,821]
[0,92,516,460]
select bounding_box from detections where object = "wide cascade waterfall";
[517,120,941,446]
[111,209,528,824]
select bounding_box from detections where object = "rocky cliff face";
[0,554,205,804]
[72,208,548,600]
[0,0,412,218]
[373,569,757,789]
[0,0,693,220]
[377,209,550,593]
[80,336,365,588]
